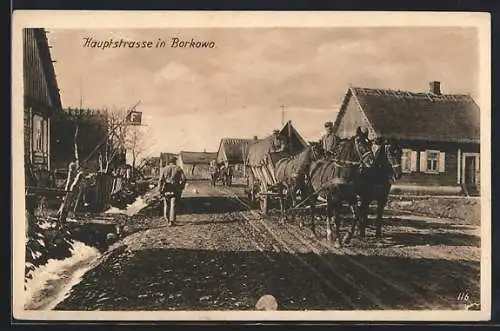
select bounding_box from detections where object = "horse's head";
[309,141,325,161]
[373,137,403,181]
[353,136,375,171]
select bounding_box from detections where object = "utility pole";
[79,76,84,109]
[280,105,285,127]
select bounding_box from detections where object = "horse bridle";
[331,138,374,170]
[385,144,402,179]
[373,143,402,180]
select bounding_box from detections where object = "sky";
[46,27,479,158]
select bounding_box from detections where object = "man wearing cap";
[355,126,370,142]
[158,157,186,224]
[271,129,287,152]
[321,121,337,157]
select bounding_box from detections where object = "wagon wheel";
[260,195,269,215]
[259,182,269,215]
[250,187,257,204]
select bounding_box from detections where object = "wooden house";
[177,151,217,180]
[159,152,178,169]
[332,81,480,195]
[23,28,62,183]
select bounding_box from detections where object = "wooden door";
[464,156,476,184]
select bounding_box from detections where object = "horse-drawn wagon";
[245,136,322,221]
[245,132,404,247]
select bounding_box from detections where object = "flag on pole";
[126,110,142,125]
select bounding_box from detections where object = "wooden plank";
[26,186,71,194]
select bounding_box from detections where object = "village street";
[50,180,481,311]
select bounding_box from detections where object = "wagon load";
[246,135,312,215]
[247,136,290,186]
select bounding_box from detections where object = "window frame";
[32,113,47,154]
[401,149,413,173]
[425,149,440,174]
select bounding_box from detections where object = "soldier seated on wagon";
[271,129,287,153]
[320,121,337,158]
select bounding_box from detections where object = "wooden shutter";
[419,151,427,172]
[439,152,446,173]
[410,151,418,172]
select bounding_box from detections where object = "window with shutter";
[419,151,427,172]
[427,151,439,173]
[32,114,45,153]
[439,152,446,173]
[421,150,441,174]
[410,151,418,172]
[401,149,412,173]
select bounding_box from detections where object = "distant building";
[159,152,178,169]
[332,81,480,195]
[247,120,308,167]
[216,138,258,178]
[23,28,62,184]
[177,151,217,180]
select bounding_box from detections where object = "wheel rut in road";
[219,186,477,310]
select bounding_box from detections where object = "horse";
[209,163,230,186]
[357,138,403,238]
[273,143,324,211]
[306,136,376,247]
[221,165,233,186]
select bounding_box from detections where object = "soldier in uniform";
[158,157,187,224]
[271,129,287,152]
[321,121,337,157]
[355,126,370,142]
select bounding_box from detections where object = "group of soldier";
[320,121,371,157]
[156,121,373,225]
[270,121,371,158]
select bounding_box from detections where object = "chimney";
[429,81,441,95]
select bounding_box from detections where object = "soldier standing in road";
[158,157,186,225]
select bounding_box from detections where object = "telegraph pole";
[79,76,83,108]
[280,105,285,127]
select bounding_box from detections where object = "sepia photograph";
[11,11,491,321]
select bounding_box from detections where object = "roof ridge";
[351,86,473,102]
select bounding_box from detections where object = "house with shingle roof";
[24,28,63,183]
[332,81,480,195]
[177,151,217,180]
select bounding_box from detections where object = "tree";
[98,107,128,173]
[124,124,155,176]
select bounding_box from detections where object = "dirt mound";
[387,197,481,226]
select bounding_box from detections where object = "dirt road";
[54,180,481,311]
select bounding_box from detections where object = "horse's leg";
[162,197,171,225]
[278,195,285,225]
[310,207,318,239]
[375,196,387,238]
[358,199,369,239]
[332,202,342,248]
[326,199,334,244]
[343,201,358,245]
